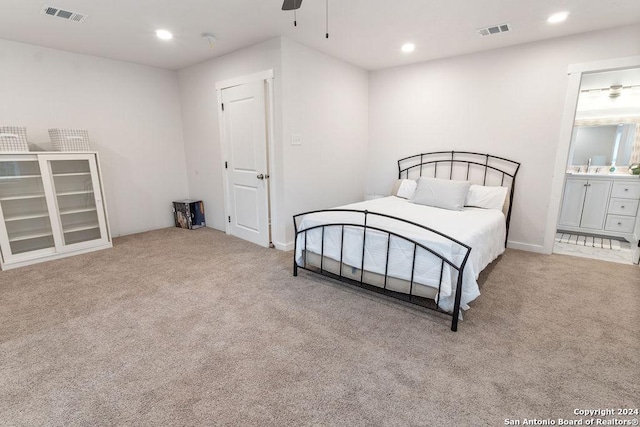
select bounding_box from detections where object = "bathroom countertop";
[565,171,640,179]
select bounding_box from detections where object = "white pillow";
[465,185,508,211]
[391,179,417,199]
[411,177,471,211]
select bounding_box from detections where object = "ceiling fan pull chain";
[325,0,329,38]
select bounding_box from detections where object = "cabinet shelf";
[9,229,54,242]
[56,190,94,197]
[60,207,97,216]
[5,212,50,222]
[63,222,100,234]
[0,175,41,180]
[0,193,46,201]
[53,172,91,177]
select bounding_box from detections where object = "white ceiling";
[0,0,639,71]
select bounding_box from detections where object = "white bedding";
[295,196,506,313]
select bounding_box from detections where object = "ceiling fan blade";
[282,0,303,11]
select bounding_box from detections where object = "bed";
[293,151,520,331]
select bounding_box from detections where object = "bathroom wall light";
[156,29,173,40]
[547,12,569,24]
[580,84,640,97]
[609,85,623,98]
[401,43,415,53]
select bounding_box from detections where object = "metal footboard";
[293,209,471,331]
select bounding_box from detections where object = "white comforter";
[295,196,506,313]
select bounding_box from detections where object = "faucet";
[587,158,592,173]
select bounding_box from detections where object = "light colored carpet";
[0,227,638,426]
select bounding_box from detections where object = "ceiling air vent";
[40,5,87,23]
[477,23,510,36]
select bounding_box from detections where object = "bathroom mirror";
[569,123,636,167]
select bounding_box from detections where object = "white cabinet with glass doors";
[0,152,111,270]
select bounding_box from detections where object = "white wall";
[367,24,640,251]
[280,38,369,243]
[177,38,284,241]
[178,37,368,247]
[0,39,189,237]
[6,23,636,252]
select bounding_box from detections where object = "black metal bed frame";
[293,151,520,331]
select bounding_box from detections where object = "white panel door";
[558,178,588,227]
[580,180,611,230]
[222,81,270,247]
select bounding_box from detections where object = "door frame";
[215,70,276,244]
[543,55,640,255]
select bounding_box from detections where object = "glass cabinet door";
[0,159,56,260]
[43,156,108,249]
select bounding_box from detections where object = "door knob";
[257,174,264,180]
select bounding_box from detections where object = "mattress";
[294,196,506,312]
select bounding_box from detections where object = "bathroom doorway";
[551,65,640,265]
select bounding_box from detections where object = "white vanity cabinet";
[604,181,640,234]
[558,178,611,229]
[0,152,111,270]
[558,174,640,241]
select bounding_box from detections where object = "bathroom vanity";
[558,173,640,242]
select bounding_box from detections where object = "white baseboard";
[507,241,548,254]
[273,241,294,251]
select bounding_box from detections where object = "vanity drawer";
[608,198,640,216]
[604,215,635,233]
[611,181,640,199]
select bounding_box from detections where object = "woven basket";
[0,126,30,152]
[48,128,91,151]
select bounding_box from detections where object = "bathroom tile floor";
[553,232,633,265]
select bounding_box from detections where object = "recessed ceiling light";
[547,11,569,24]
[156,29,173,40]
[401,43,415,53]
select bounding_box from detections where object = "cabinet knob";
[618,222,622,225]
[621,206,625,209]
[624,188,629,191]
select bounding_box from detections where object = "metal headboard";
[397,151,520,246]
